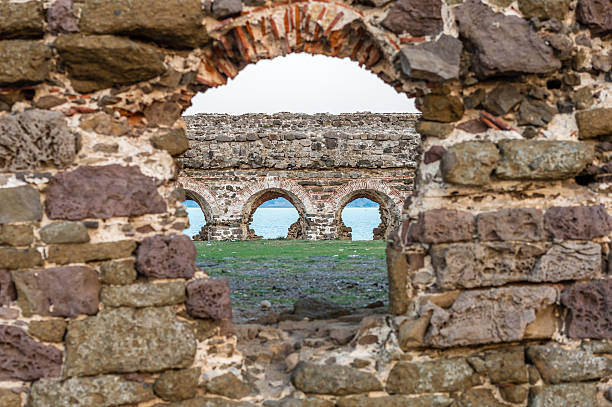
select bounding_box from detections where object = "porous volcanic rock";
[386,358,480,394]
[45,165,167,220]
[381,0,443,36]
[527,345,612,384]
[0,325,62,381]
[185,278,232,320]
[476,208,544,241]
[64,307,196,376]
[575,107,612,139]
[544,205,612,240]
[409,209,475,244]
[12,266,100,317]
[136,234,197,279]
[0,269,16,305]
[529,383,598,407]
[292,362,382,395]
[154,367,200,401]
[0,1,44,39]
[561,279,612,339]
[455,0,561,77]
[441,141,500,185]
[399,35,462,82]
[0,185,42,223]
[0,40,52,85]
[576,0,612,35]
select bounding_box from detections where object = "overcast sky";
[184,53,416,115]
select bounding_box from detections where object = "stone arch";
[182,189,214,241]
[178,177,222,219]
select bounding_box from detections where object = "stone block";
[441,141,500,185]
[144,101,183,126]
[415,120,454,138]
[399,35,462,82]
[477,208,544,241]
[532,241,601,282]
[0,40,51,85]
[467,347,528,384]
[455,0,560,78]
[45,165,167,220]
[0,109,77,171]
[527,345,612,384]
[336,395,453,407]
[0,185,42,223]
[99,258,137,285]
[576,107,612,139]
[409,209,475,244]
[205,373,252,399]
[0,224,34,246]
[185,278,232,320]
[78,0,208,48]
[29,319,68,343]
[576,0,612,35]
[212,0,243,19]
[64,307,196,376]
[499,384,529,404]
[151,128,190,156]
[29,375,155,407]
[0,247,42,269]
[495,140,594,180]
[418,94,464,123]
[456,388,512,407]
[397,312,431,350]
[424,286,557,347]
[55,34,166,93]
[291,362,382,395]
[561,279,612,339]
[0,325,62,381]
[40,221,89,244]
[47,240,137,265]
[136,234,197,279]
[154,367,200,401]
[483,84,522,116]
[0,389,21,407]
[544,205,612,240]
[518,0,570,20]
[0,269,16,305]
[152,397,258,407]
[0,1,44,39]
[12,266,100,317]
[273,398,335,407]
[79,112,130,136]
[47,0,79,34]
[517,100,556,127]
[381,0,443,36]
[386,358,480,394]
[386,245,412,315]
[529,383,598,407]
[101,281,186,308]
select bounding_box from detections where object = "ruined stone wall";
[0,0,611,406]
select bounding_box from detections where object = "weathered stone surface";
[292,362,382,395]
[483,84,522,116]
[0,325,62,380]
[0,247,42,269]
[29,375,155,407]
[205,373,252,399]
[0,269,16,305]
[0,185,42,223]
[456,388,512,407]
[0,389,20,407]
[136,235,196,279]
[399,35,462,82]
[499,384,529,404]
[441,141,500,185]
[336,395,453,407]
[55,34,166,93]
[576,108,612,139]
[532,242,601,283]
[152,128,190,156]
[40,221,89,244]
[544,205,612,240]
[386,358,480,394]
[424,286,557,347]
[398,313,430,349]
[78,0,208,48]
[0,40,51,85]
[45,165,166,220]
[409,209,475,244]
[99,258,137,285]
[0,224,34,246]
[47,240,137,265]
[272,398,335,407]
[455,0,561,77]
[415,120,454,138]
[561,279,612,339]
[423,146,446,164]
[381,0,443,36]
[477,208,544,241]
[154,368,200,401]
[185,278,232,320]
[529,383,598,407]
[12,266,100,317]
[80,112,130,136]
[518,0,570,20]
[467,347,528,384]
[386,246,411,315]
[576,0,612,35]
[101,281,186,308]
[47,0,79,34]
[152,397,258,407]
[144,101,183,126]
[496,140,594,180]
[0,1,44,39]
[518,100,556,127]
[213,0,243,19]
[64,307,196,376]
[418,94,464,123]
[527,345,612,384]
[29,319,68,343]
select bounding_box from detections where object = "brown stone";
[80,112,130,136]
[292,362,382,395]
[0,269,16,305]
[409,209,475,244]
[518,0,570,20]
[12,266,100,317]
[441,141,500,185]
[456,388,512,407]
[0,247,42,269]
[0,389,21,407]
[0,40,51,85]
[152,397,258,407]
[381,0,443,36]
[136,234,196,279]
[144,101,183,126]
[527,345,612,384]
[529,383,598,407]
[0,224,34,246]
[34,95,68,109]
[0,185,42,223]
[336,395,453,407]
[561,279,612,339]
[576,107,612,139]
[415,120,454,138]
[205,373,252,399]
[40,221,90,244]
[576,0,612,35]
[0,325,62,381]
[423,146,446,164]
[386,358,480,394]
[0,1,44,39]
[274,398,335,407]
[544,205,612,240]
[185,278,232,320]
[386,246,411,315]
[154,368,200,401]
[499,384,529,404]
[151,128,190,156]
[45,165,167,220]
[47,240,137,265]
[418,94,464,123]
[518,100,556,127]
[467,347,528,384]
[47,0,80,34]
[99,258,137,285]
[477,208,544,241]
[101,281,186,308]
[397,313,431,350]
[29,319,68,343]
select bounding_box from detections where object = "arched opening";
[241,189,308,240]
[335,190,399,241]
[182,189,213,241]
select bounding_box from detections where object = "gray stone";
[518,100,556,127]
[205,373,252,399]
[386,358,480,394]
[292,362,382,395]
[40,222,89,244]
[476,208,544,241]
[101,281,186,308]
[576,107,612,139]
[483,84,522,116]
[47,240,137,265]
[399,35,462,82]
[0,224,34,246]
[64,307,196,376]
[496,140,594,180]
[270,398,335,407]
[441,141,500,185]
[0,40,51,85]
[0,186,42,223]
[336,395,453,407]
[29,375,155,407]
[456,388,512,407]
[455,0,561,78]
[529,383,598,407]
[527,345,612,384]
[518,0,570,20]
[467,347,528,384]
[154,368,200,402]
[0,1,44,39]
[152,397,258,407]
[0,269,16,305]
[381,0,443,36]
[532,241,601,283]
[99,259,137,285]
[212,0,243,19]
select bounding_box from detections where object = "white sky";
[184,53,416,115]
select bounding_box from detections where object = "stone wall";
[0,0,611,406]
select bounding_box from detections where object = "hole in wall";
[340,198,382,240]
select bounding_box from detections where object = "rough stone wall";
[179,113,418,240]
[0,0,611,406]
